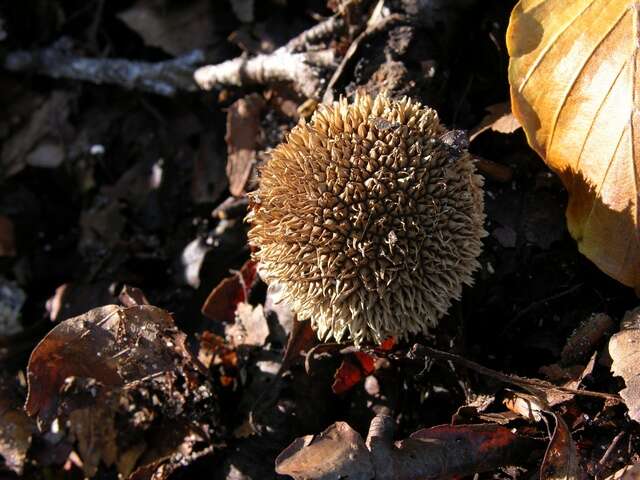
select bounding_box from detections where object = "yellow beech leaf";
[507,0,640,289]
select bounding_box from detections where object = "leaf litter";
[1,0,640,478]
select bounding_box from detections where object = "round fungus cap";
[247,92,485,345]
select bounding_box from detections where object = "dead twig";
[194,13,345,99]
[3,38,204,96]
[403,344,621,403]
[2,5,350,99]
[194,49,335,99]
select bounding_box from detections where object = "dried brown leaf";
[609,307,640,422]
[24,304,216,477]
[508,0,640,288]
[226,302,270,347]
[225,94,265,197]
[26,304,205,424]
[201,259,258,323]
[277,417,535,480]
[606,464,640,480]
[275,422,374,480]
[68,404,118,478]
[469,102,521,142]
[540,412,581,480]
[396,424,532,479]
[281,317,316,372]
[500,391,581,479]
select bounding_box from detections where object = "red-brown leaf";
[201,259,258,322]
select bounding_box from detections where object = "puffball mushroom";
[247,92,486,345]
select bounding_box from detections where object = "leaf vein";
[518,0,598,93]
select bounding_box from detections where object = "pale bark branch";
[3,38,203,96]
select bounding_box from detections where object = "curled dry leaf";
[281,318,317,372]
[606,464,640,480]
[25,304,217,477]
[275,421,375,480]
[609,307,640,422]
[332,351,382,395]
[469,102,521,142]
[225,94,266,197]
[26,304,197,424]
[503,390,581,479]
[276,416,535,480]
[508,0,640,289]
[201,258,258,323]
[503,390,546,422]
[540,411,581,480]
[226,302,270,347]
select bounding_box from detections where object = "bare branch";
[193,13,344,99]
[194,49,335,99]
[3,38,203,96]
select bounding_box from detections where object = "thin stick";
[405,344,621,403]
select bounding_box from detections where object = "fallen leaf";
[118,285,150,307]
[476,157,515,183]
[507,0,640,289]
[117,0,218,56]
[609,307,640,422]
[276,417,535,480]
[198,331,238,371]
[225,94,266,197]
[606,464,640,480]
[469,102,521,142]
[400,423,534,479]
[68,403,118,477]
[26,304,207,424]
[24,304,217,477]
[25,305,216,478]
[275,422,375,480]
[264,281,296,346]
[540,412,581,480]
[503,390,546,423]
[226,302,270,347]
[281,318,317,372]
[332,360,364,395]
[201,259,258,322]
[542,352,597,406]
[501,391,581,479]
[332,350,381,395]
[178,238,211,289]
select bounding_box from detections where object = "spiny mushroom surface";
[247,92,485,345]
